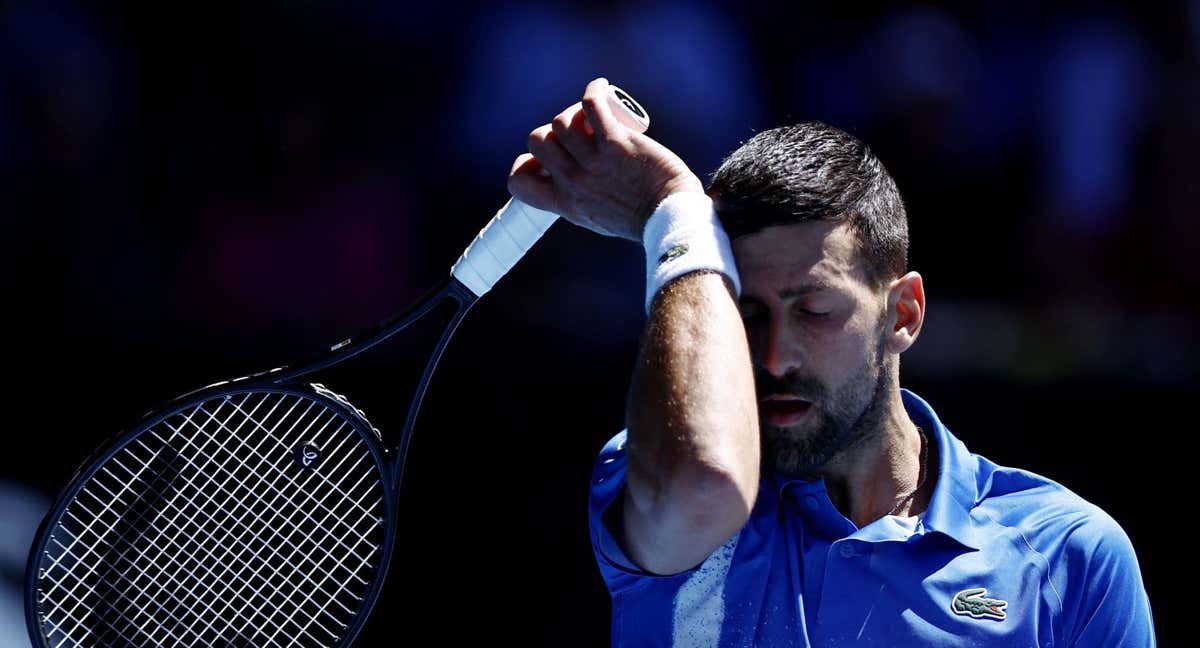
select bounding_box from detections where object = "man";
[509,78,1155,647]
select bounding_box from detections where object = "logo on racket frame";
[293,443,323,469]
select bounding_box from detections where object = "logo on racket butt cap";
[611,87,646,119]
[608,85,650,132]
[293,443,322,469]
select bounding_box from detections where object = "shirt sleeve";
[1061,510,1156,647]
[588,429,709,595]
[588,429,652,595]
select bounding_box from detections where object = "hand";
[507,77,704,242]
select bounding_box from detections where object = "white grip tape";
[452,84,648,297]
[451,198,557,296]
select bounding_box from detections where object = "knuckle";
[551,114,571,134]
[527,126,548,145]
[570,108,590,129]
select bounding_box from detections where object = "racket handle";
[451,198,558,297]
[451,83,651,297]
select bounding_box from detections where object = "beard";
[758,333,893,479]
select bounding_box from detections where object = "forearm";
[622,270,759,571]
[509,78,758,571]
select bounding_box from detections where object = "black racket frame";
[25,276,479,647]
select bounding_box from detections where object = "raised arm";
[623,269,759,574]
[508,78,760,575]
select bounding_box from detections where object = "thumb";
[507,154,558,213]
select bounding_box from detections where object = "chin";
[761,428,826,477]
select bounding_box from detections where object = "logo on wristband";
[659,244,690,265]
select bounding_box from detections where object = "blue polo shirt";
[588,388,1155,646]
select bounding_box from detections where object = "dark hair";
[707,122,909,291]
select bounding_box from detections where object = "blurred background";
[1,0,1193,645]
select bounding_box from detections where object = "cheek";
[842,335,888,393]
[817,332,880,387]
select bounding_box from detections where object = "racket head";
[25,381,398,648]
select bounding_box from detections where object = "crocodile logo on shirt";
[951,587,1008,620]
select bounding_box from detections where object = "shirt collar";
[769,388,983,551]
[901,388,983,551]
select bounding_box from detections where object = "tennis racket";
[25,84,650,648]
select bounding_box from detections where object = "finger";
[552,102,597,162]
[507,153,557,212]
[527,124,579,177]
[580,77,619,142]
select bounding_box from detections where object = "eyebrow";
[740,279,840,304]
[779,280,838,298]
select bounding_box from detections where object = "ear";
[884,272,924,354]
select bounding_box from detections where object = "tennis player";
[509,78,1156,646]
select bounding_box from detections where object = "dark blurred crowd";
[3,1,1196,381]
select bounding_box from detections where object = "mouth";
[760,395,813,427]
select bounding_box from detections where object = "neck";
[818,388,936,528]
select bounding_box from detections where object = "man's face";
[733,221,893,478]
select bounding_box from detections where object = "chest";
[617,504,1063,647]
[780,539,1057,647]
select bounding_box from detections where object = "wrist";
[637,176,705,237]
[641,193,741,313]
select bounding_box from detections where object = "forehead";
[732,221,865,295]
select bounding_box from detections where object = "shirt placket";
[785,480,903,640]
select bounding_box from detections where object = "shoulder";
[970,455,1154,645]
[971,454,1131,554]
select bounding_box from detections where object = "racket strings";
[43,394,307,645]
[46,391,374,643]
[43,395,320,645]
[35,390,388,647]
[101,398,360,644]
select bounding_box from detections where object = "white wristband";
[642,192,741,312]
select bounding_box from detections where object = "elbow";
[625,462,756,575]
[620,417,761,574]
[624,407,760,508]
[675,461,757,532]
[624,432,759,525]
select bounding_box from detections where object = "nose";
[757,312,799,379]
